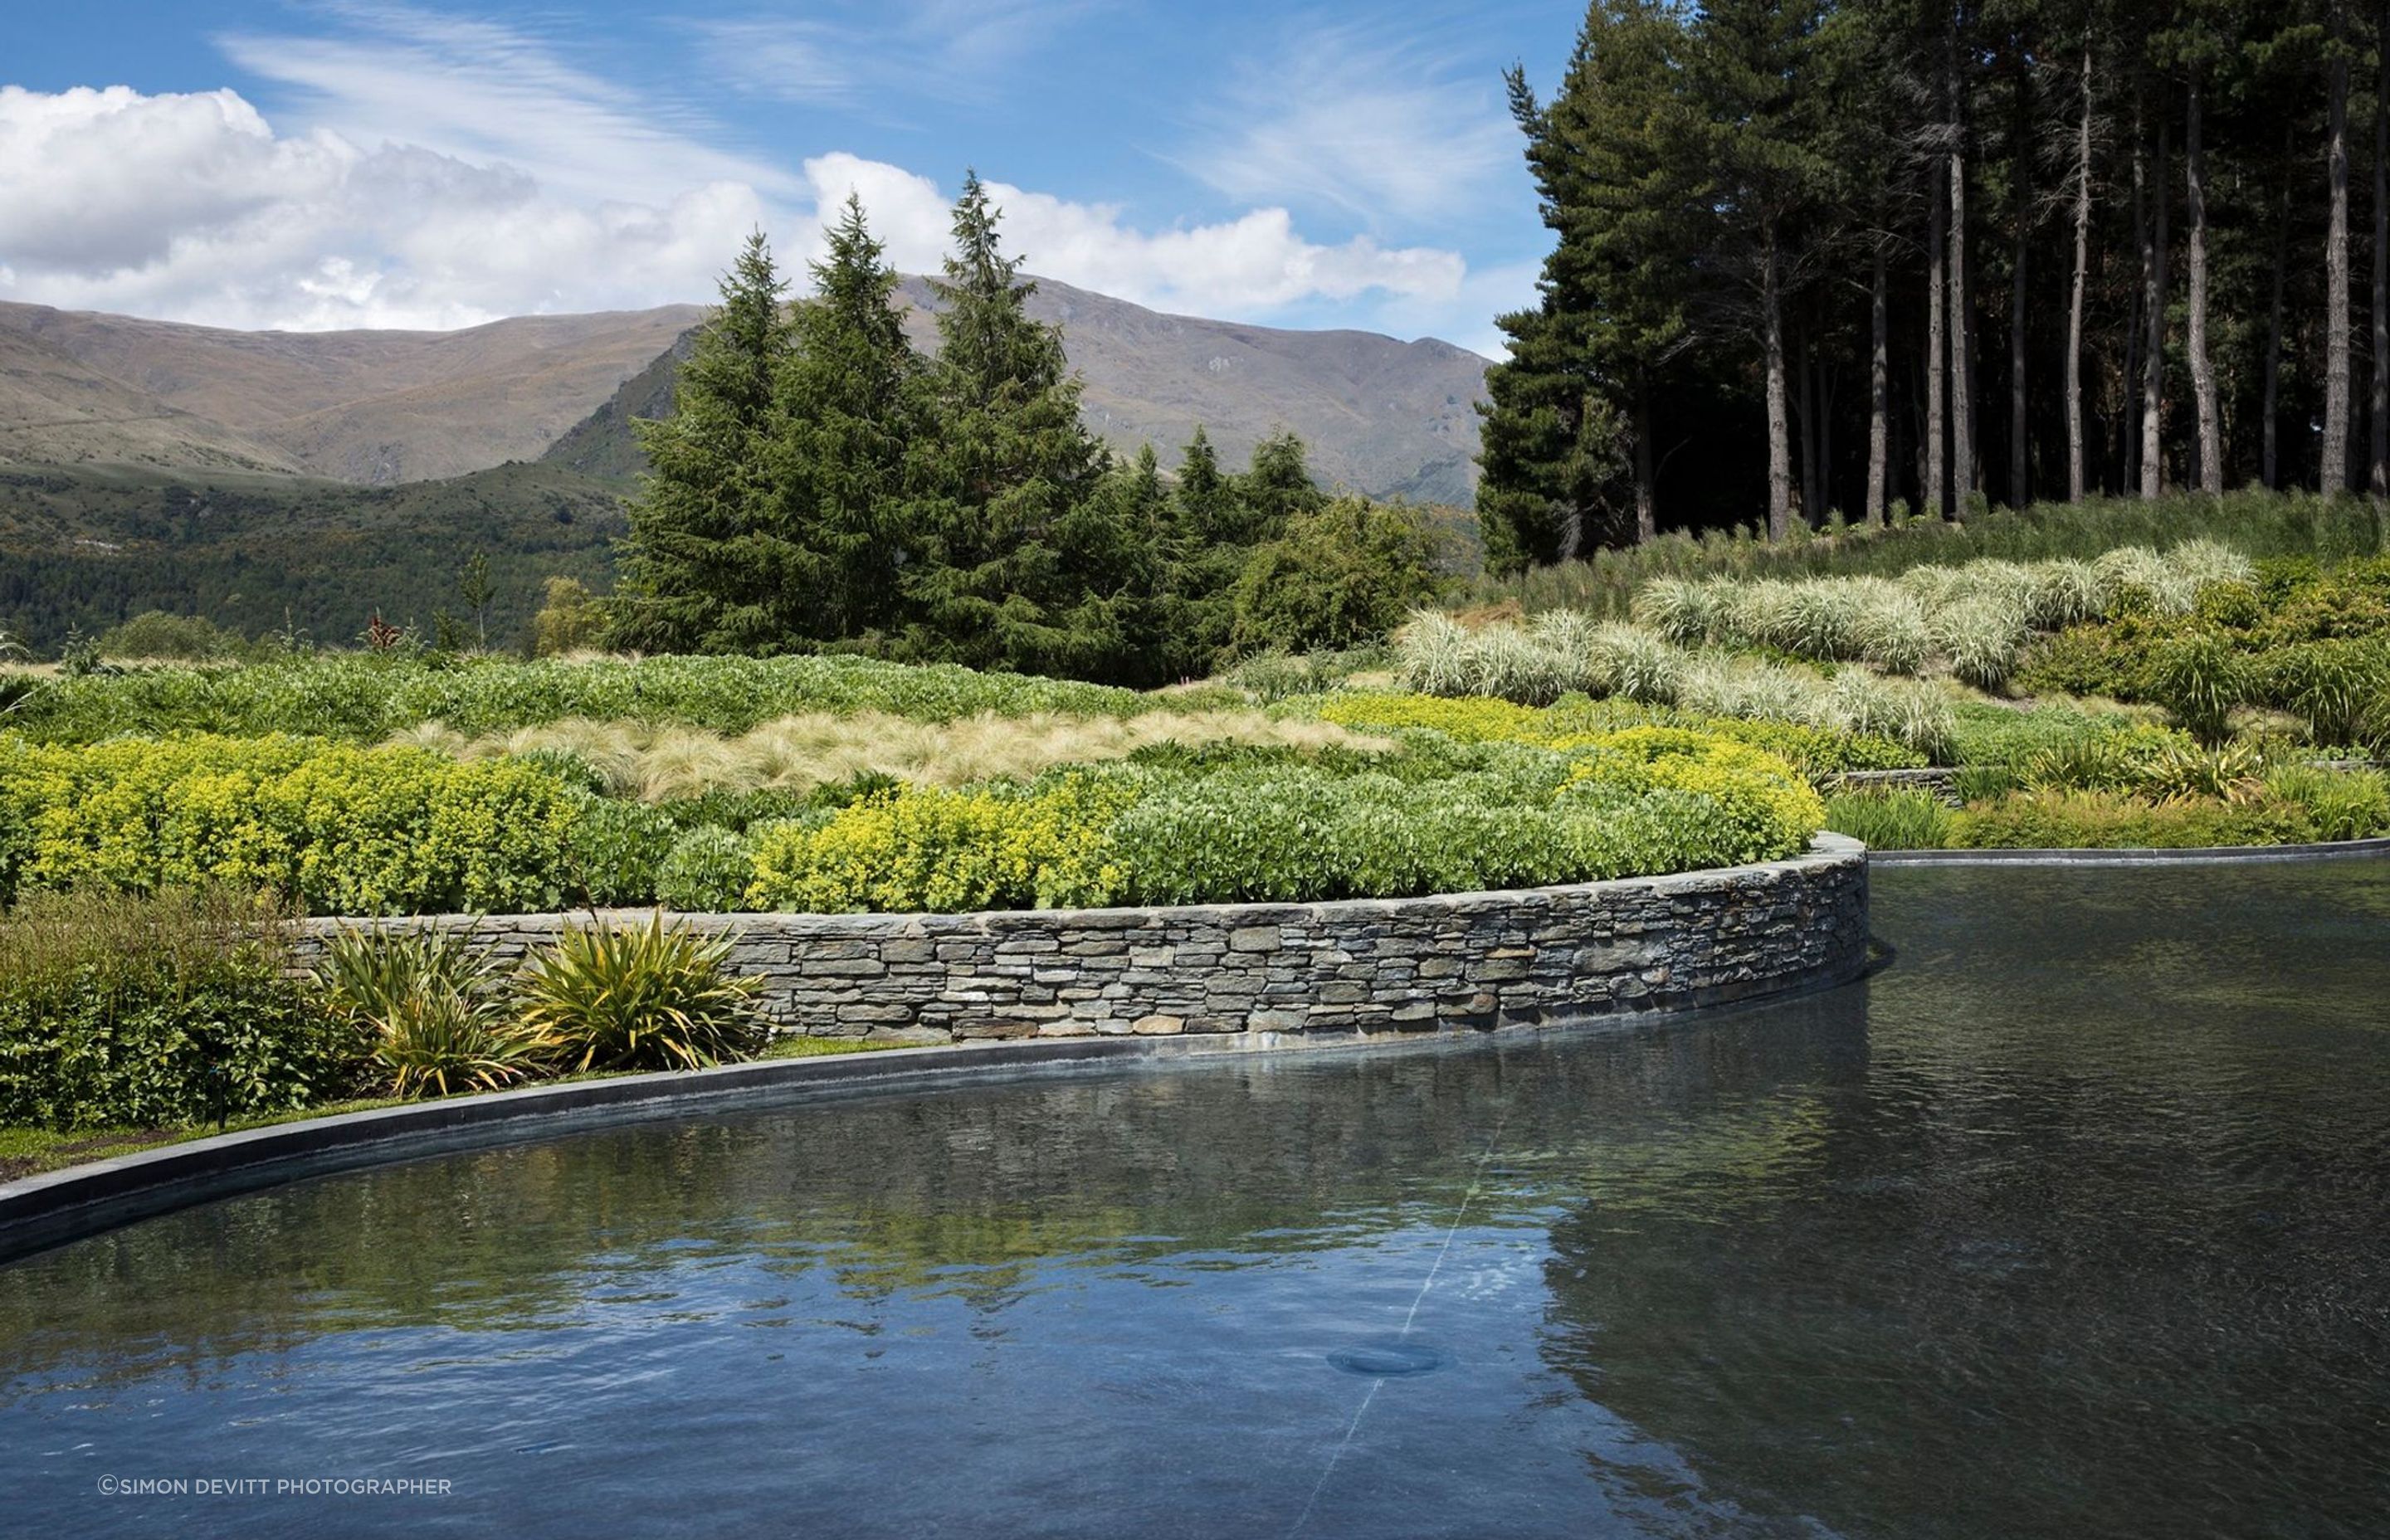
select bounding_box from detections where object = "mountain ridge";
[1,281,1489,504]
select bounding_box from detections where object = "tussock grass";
[398,708,1385,802]
[1392,612,1958,760]
[1465,490,2388,618]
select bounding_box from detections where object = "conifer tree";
[769,193,922,639]
[611,231,794,651]
[900,171,1110,674]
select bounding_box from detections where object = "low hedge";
[1312,690,1922,776]
[1,719,1825,919]
[0,734,583,914]
[742,727,1824,912]
[0,889,361,1130]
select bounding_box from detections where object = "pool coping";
[1868,835,2390,866]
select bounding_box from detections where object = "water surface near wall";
[2,863,2388,1538]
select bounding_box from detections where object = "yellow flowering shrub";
[0,734,583,914]
[745,771,1139,913]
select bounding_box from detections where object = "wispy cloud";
[1177,18,1518,226]
[690,0,1108,110]
[217,3,793,205]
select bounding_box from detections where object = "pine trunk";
[2009,50,2031,505]
[1765,230,1793,540]
[2326,37,2353,494]
[2126,110,2146,493]
[1634,379,1656,543]
[2188,71,2221,495]
[2068,46,2093,502]
[1799,327,1821,524]
[2373,7,2389,492]
[2142,97,2170,500]
[1928,158,1949,519]
[2265,122,2291,490]
[1868,239,1890,524]
[1948,33,1976,507]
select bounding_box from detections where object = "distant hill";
[0,303,704,485]
[545,275,1491,504]
[0,460,625,651]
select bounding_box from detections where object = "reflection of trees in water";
[0,998,1866,1403]
[1536,864,2390,1539]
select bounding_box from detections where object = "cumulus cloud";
[791,154,1465,320]
[0,83,764,329]
[0,6,1487,341]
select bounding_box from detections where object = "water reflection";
[2,864,2386,1538]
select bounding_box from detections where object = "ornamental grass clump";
[315,927,543,1099]
[1822,787,1954,850]
[515,914,768,1074]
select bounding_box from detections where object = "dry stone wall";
[292,835,1868,1044]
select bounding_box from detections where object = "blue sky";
[0,2,1582,353]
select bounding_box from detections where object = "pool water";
[5,864,2389,1538]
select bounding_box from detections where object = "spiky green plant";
[2148,633,2249,744]
[515,914,768,1074]
[1823,788,1953,850]
[315,928,544,1099]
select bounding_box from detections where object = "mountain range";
[0,283,1490,651]
[0,279,1490,503]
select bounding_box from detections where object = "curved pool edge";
[1869,835,2390,866]
[0,842,1874,1266]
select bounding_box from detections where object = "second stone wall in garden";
[292,834,1869,1044]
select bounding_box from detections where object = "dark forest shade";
[1480,0,2390,568]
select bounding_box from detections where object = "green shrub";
[745,772,1139,913]
[95,612,256,663]
[1229,499,1447,655]
[657,826,757,911]
[0,889,355,1130]
[1823,788,1954,850]
[0,734,584,914]
[1952,791,2317,850]
[2261,765,2390,841]
[562,797,679,907]
[515,914,768,1073]
[315,927,544,1099]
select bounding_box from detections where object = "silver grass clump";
[1462,624,1573,705]
[1929,596,2024,690]
[1589,623,1684,704]
[1396,611,1475,697]
[2165,537,2256,594]
[1826,670,1958,763]
[1632,578,1718,645]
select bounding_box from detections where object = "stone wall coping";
[1870,836,2390,866]
[291,832,1867,933]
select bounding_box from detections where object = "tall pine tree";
[900,171,1112,674]
[769,193,923,641]
[611,231,794,651]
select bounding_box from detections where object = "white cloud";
[692,1,1108,109]
[0,6,1487,342]
[1179,22,1519,226]
[0,83,764,329]
[790,154,1464,321]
